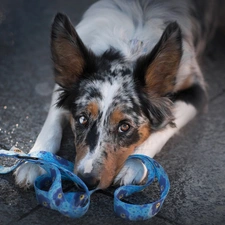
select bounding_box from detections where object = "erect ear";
[51,13,96,88]
[134,22,182,96]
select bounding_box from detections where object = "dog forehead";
[74,64,147,128]
[76,67,135,107]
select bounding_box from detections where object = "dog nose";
[77,172,100,189]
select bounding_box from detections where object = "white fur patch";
[114,158,147,185]
[14,84,70,188]
[14,162,45,188]
[83,158,94,174]
[77,150,98,174]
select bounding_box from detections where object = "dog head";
[51,13,182,189]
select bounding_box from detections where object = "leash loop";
[114,154,170,220]
[0,148,170,220]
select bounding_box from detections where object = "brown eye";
[118,123,130,133]
[78,115,88,125]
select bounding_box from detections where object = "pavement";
[0,1,225,225]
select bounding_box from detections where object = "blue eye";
[78,115,88,125]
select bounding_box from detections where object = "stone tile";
[153,94,225,225]
[11,192,171,225]
[0,175,38,224]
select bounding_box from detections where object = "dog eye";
[78,115,88,125]
[118,123,130,133]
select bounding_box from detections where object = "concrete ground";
[0,1,225,224]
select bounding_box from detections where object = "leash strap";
[0,148,170,221]
[114,155,170,220]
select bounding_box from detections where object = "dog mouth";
[76,171,100,190]
[74,161,124,190]
[75,169,116,190]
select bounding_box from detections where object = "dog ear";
[134,22,182,129]
[51,13,96,88]
[134,22,182,96]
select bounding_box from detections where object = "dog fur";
[14,0,218,189]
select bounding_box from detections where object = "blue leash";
[0,148,170,221]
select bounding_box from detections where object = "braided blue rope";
[0,148,170,221]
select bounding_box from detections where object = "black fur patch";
[100,48,124,63]
[135,90,174,130]
[56,85,79,110]
[173,84,207,111]
[102,151,108,159]
[118,127,140,148]
[85,121,99,152]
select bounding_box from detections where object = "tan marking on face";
[137,123,151,143]
[98,144,130,189]
[98,123,151,189]
[87,102,99,119]
[110,109,124,125]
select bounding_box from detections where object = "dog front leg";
[114,101,197,186]
[14,84,69,188]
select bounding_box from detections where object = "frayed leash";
[0,148,170,221]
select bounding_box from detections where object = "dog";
[14,0,219,190]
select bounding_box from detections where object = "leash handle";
[0,149,170,220]
[0,148,90,218]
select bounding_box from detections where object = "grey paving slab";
[0,1,225,225]
[155,94,225,225]
[11,193,171,225]
[0,176,38,224]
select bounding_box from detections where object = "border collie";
[15,0,218,189]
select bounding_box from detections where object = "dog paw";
[14,162,45,189]
[114,158,147,186]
